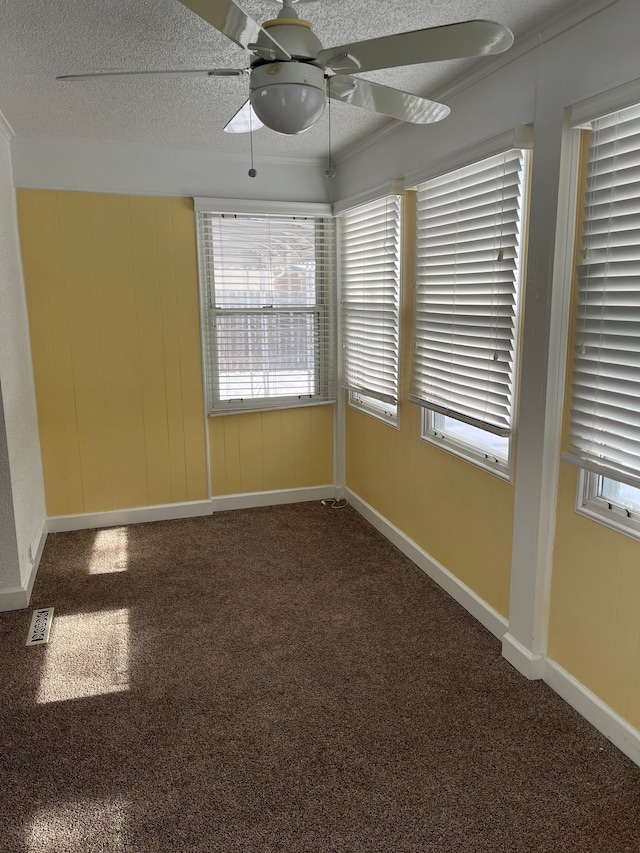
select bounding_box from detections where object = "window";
[197,210,335,414]
[411,148,530,478]
[565,102,640,537]
[339,194,402,425]
[424,412,510,468]
[578,471,640,540]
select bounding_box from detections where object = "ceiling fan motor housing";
[249,7,327,135]
[256,7,323,61]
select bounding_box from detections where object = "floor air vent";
[26,607,54,646]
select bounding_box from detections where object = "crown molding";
[570,76,640,126]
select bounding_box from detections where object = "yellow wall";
[209,406,333,495]
[549,464,640,728]
[547,134,640,729]
[18,190,334,516]
[345,194,515,618]
[18,190,208,516]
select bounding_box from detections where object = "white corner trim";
[345,488,508,640]
[0,109,14,141]
[0,521,48,612]
[0,585,29,611]
[210,485,336,512]
[27,521,48,596]
[545,658,640,769]
[502,632,545,680]
[47,499,212,533]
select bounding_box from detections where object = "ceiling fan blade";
[319,20,513,75]
[177,0,290,58]
[224,99,264,133]
[328,76,450,125]
[56,69,246,81]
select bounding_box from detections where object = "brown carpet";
[1,501,639,852]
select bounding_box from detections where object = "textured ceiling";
[0,0,589,160]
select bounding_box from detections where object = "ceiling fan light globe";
[249,61,325,135]
[250,82,325,134]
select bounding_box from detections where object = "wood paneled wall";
[17,190,335,516]
[209,406,333,496]
[18,191,207,515]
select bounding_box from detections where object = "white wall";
[0,126,46,603]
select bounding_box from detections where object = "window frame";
[195,201,336,416]
[563,103,640,538]
[411,146,532,481]
[339,193,402,428]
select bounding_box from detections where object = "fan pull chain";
[248,90,257,178]
[325,77,336,178]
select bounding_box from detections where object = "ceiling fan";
[58,0,514,136]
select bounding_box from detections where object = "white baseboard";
[47,489,338,531]
[12,490,331,604]
[47,499,212,533]
[502,632,545,680]
[545,658,640,768]
[0,521,47,612]
[346,488,508,640]
[210,485,336,512]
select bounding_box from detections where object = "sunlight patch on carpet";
[89,527,129,574]
[37,609,130,704]
[27,797,128,852]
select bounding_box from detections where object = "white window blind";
[410,149,529,437]
[197,211,335,414]
[340,194,401,405]
[564,102,640,489]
